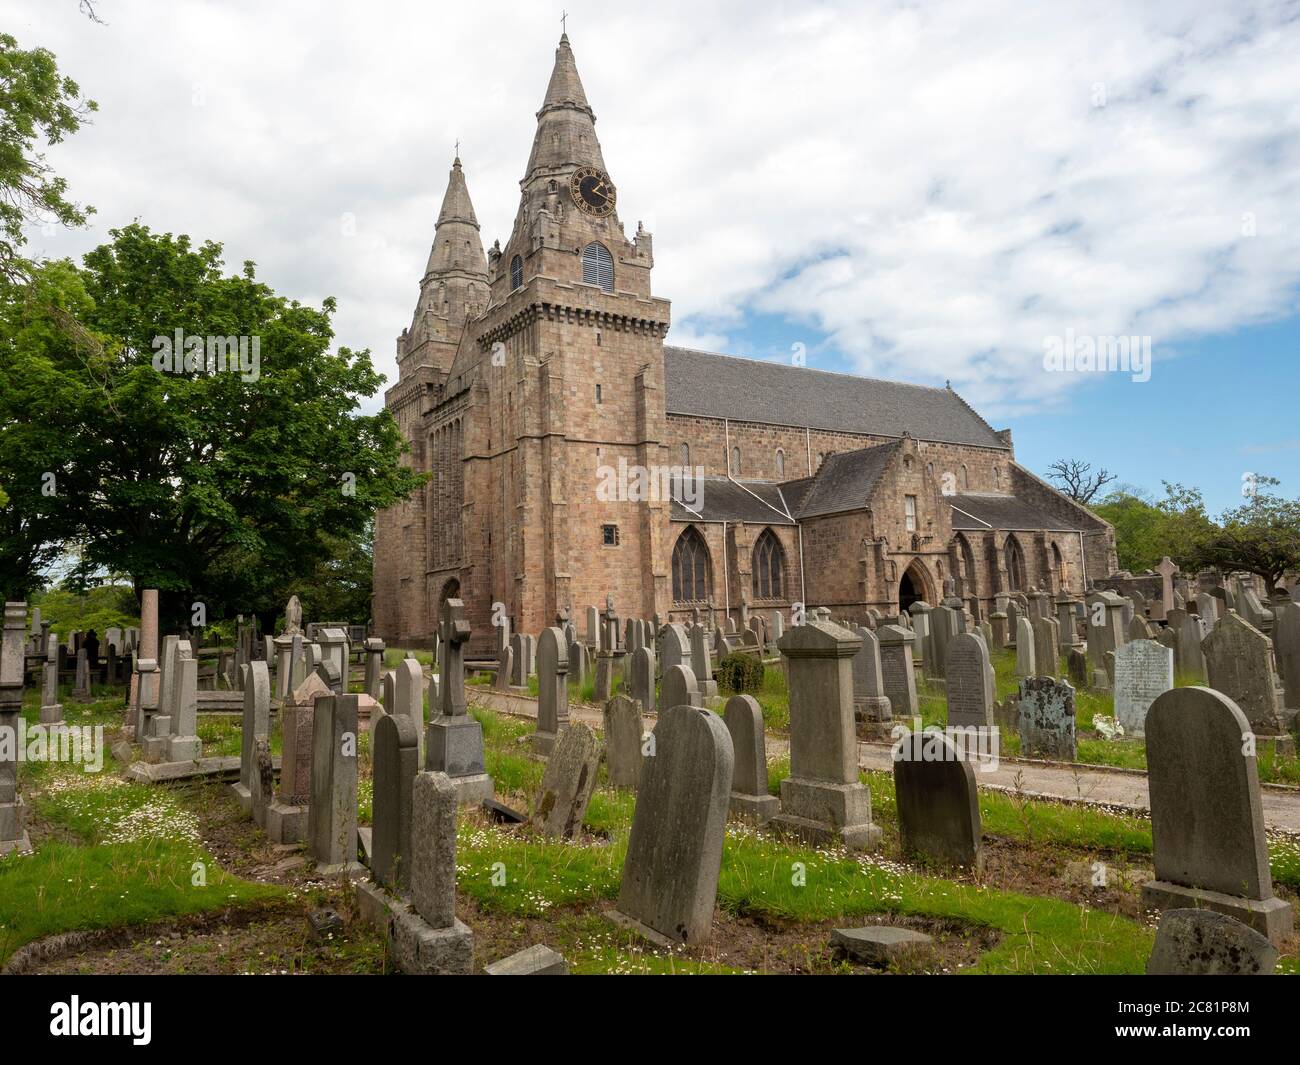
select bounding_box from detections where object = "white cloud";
[10,0,1300,419]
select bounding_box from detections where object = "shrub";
[718,651,764,693]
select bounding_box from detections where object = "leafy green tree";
[1093,481,1216,574]
[1192,477,1300,591]
[0,224,426,626]
[0,34,95,283]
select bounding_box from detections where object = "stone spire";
[399,156,489,376]
[424,156,487,281]
[524,33,607,180]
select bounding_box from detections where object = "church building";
[372,33,1117,656]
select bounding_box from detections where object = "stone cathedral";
[372,34,1117,656]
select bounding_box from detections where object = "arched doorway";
[899,560,931,612]
[438,578,460,613]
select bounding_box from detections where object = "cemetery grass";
[464,706,1165,973]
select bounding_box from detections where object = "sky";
[6,0,1299,514]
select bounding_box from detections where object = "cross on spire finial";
[561,9,568,34]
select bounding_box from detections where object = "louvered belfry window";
[582,242,614,292]
[510,255,523,290]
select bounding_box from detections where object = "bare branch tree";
[1046,459,1117,504]
[80,1,107,24]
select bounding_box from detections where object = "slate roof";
[947,493,1086,533]
[663,346,1009,449]
[791,442,899,518]
[670,477,796,525]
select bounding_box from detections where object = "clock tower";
[443,32,672,652]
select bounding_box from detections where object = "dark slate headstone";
[723,694,779,823]
[602,693,643,790]
[892,730,982,870]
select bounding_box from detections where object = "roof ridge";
[665,344,958,396]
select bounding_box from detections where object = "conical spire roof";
[425,155,487,279]
[524,33,606,179]
[437,156,479,229]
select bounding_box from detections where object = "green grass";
[745,665,790,732]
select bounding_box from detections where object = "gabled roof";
[947,493,1087,533]
[792,442,899,518]
[663,346,1008,449]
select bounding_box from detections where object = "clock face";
[570,166,617,216]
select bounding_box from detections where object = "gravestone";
[893,729,982,870]
[532,721,602,839]
[929,605,961,679]
[603,693,644,789]
[1032,615,1060,678]
[876,624,917,718]
[533,626,570,755]
[1202,611,1286,733]
[0,602,31,855]
[612,705,734,945]
[317,628,349,694]
[660,624,690,674]
[266,673,330,844]
[371,713,420,892]
[385,771,473,973]
[166,656,203,763]
[630,645,657,717]
[1167,607,1207,683]
[1014,617,1036,678]
[307,693,365,878]
[1085,590,1127,668]
[772,619,880,850]
[593,652,616,703]
[1113,639,1173,737]
[850,626,891,722]
[945,632,994,730]
[426,599,493,802]
[39,635,62,724]
[1067,647,1088,689]
[495,645,513,691]
[660,664,701,709]
[723,694,779,823]
[72,648,91,701]
[689,624,718,698]
[232,661,270,815]
[1272,600,1300,709]
[509,633,529,686]
[1142,686,1293,945]
[1129,615,1155,642]
[567,639,587,686]
[1017,676,1076,760]
[990,612,1008,651]
[363,638,385,700]
[1146,909,1279,976]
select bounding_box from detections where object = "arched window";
[994,466,1001,488]
[1003,536,1026,593]
[961,464,969,490]
[671,526,711,603]
[731,446,741,476]
[775,448,785,478]
[816,452,824,469]
[581,242,614,292]
[510,255,523,290]
[680,443,690,467]
[752,529,785,600]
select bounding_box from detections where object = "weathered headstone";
[876,624,917,719]
[363,637,385,700]
[1202,611,1286,733]
[722,694,778,823]
[1016,676,1076,760]
[893,729,982,870]
[603,693,644,789]
[1014,617,1036,677]
[851,626,891,722]
[945,632,994,729]
[1145,909,1279,975]
[612,705,734,945]
[532,721,602,839]
[1141,686,1293,945]
[629,645,656,716]
[371,713,420,892]
[533,626,569,755]
[660,663,701,709]
[0,602,32,855]
[39,634,61,724]
[232,661,270,814]
[772,619,880,850]
[266,673,330,844]
[1113,639,1173,737]
[689,623,718,698]
[307,693,364,878]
